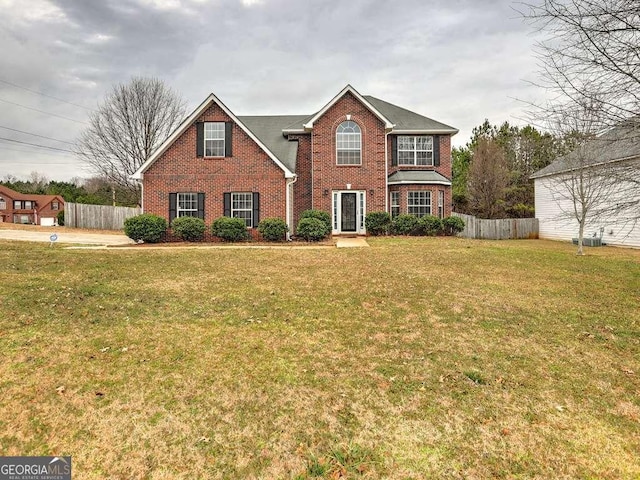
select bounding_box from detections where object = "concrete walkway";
[0,229,134,246]
[335,237,370,248]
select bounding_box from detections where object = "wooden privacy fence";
[452,212,539,240]
[64,202,141,230]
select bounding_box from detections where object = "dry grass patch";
[0,238,639,479]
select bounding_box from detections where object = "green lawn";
[1,238,639,479]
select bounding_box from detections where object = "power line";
[0,136,75,153]
[0,97,89,125]
[0,125,75,145]
[0,145,75,159]
[0,78,95,112]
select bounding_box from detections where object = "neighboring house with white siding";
[531,123,640,248]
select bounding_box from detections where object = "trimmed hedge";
[443,216,465,235]
[211,217,249,242]
[299,210,331,237]
[365,211,391,236]
[171,216,206,242]
[258,218,289,242]
[418,215,443,236]
[297,217,328,242]
[391,214,420,235]
[124,214,168,243]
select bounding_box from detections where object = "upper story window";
[336,121,361,165]
[24,201,33,210]
[52,201,59,211]
[204,122,225,157]
[14,200,21,209]
[398,136,433,166]
[0,197,5,210]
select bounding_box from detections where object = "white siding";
[535,172,640,248]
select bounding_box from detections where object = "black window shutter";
[433,135,440,167]
[169,193,177,223]
[196,123,204,157]
[391,136,398,166]
[223,193,231,217]
[197,193,205,220]
[225,122,233,157]
[252,192,260,227]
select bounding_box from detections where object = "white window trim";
[231,192,253,227]
[438,190,445,218]
[204,122,225,158]
[0,197,6,210]
[390,191,400,218]
[398,135,434,166]
[331,190,366,234]
[407,191,432,217]
[336,121,362,165]
[177,192,198,217]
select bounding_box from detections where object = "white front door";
[332,190,366,234]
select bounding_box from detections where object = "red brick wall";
[311,92,387,214]
[289,133,312,229]
[0,193,62,224]
[143,103,287,225]
[388,134,452,179]
[38,200,63,221]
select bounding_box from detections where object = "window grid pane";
[407,191,432,217]
[398,136,434,166]
[204,122,225,157]
[231,193,253,227]
[337,121,362,165]
[177,193,198,217]
[391,191,400,218]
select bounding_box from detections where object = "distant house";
[531,123,640,248]
[132,84,458,236]
[0,185,64,226]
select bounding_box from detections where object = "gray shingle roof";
[239,115,308,173]
[388,170,451,185]
[364,96,458,133]
[531,123,640,179]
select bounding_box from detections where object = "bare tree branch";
[76,77,186,203]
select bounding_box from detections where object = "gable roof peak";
[302,84,395,130]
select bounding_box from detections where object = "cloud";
[0,0,546,180]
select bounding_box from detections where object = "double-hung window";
[336,121,361,165]
[390,191,400,218]
[52,201,59,211]
[14,200,21,209]
[407,191,431,217]
[231,193,253,227]
[177,193,198,217]
[438,190,444,218]
[0,197,5,210]
[204,122,225,157]
[398,136,433,166]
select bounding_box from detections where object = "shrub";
[365,211,391,236]
[418,215,443,236]
[171,216,206,242]
[124,214,168,243]
[300,209,331,237]
[56,210,65,226]
[391,214,420,235]
[297,217,329,241]
[211,216,249,242]
[443,216,465,236]
[258,218,289,242]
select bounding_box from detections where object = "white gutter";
[285,175,298,240]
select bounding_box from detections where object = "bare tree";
[519,0,640,130]
[76,77,186,202]
[467,138,510,219]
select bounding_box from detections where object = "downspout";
[285,175,298,241]
[384,130,390,213]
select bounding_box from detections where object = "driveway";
[0,229,134,246]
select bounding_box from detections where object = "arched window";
[336,121,361,165]
[0,197,5,210]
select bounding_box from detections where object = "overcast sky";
[0,0,546,181]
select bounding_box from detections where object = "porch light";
[369,189,374,196]
[323,189,329,196]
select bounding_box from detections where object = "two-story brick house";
[133,85,457,236]
[0,185,64,225]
